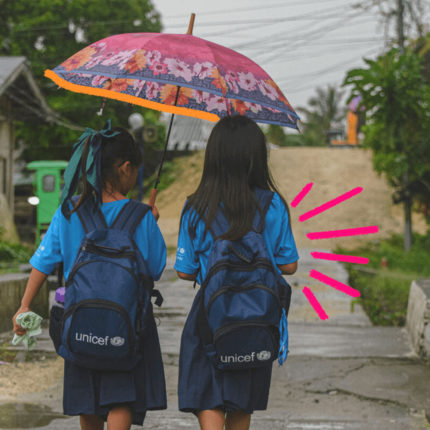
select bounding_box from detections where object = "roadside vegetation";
[0,228,32,274]
[338,231,430,326]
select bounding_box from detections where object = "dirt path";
[156,147,427,252]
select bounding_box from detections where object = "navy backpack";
[58,197,163,371]
[197,189,292,370]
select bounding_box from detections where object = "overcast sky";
[152,0,428,118]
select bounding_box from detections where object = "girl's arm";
[176,271,197,281]
[12,268,47,335]
[278,261,298,275]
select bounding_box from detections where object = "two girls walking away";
[13,115,298,430]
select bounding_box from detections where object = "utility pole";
[396,0,413,251]
[397,0,405,52]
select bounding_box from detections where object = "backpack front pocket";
[63,299,133,360]
[206,283,281,330]
[213,322,278,370]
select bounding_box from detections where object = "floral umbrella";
[44,17,299,204]
[45,34,298,127]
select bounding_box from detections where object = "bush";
[0,227,32,272]
[348,268,412,326]
[338,232,430,326]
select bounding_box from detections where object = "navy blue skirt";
[63,306,166,425]
[178,290,272,414]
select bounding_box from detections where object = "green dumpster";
[27,160,68,245]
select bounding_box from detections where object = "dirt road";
[156,146,427,251]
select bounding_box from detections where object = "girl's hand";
[12,305,31,336]
[152,205,160,221]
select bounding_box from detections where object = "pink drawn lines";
[311,251,369,265]
[310,270,360,298]
[303,287,329,320]
[299,187,363,222]
[290,182,377,320]
[307,225,379,240]
[291,182,313,208]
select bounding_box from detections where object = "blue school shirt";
[30,199,166,281]
[174,192,299,284]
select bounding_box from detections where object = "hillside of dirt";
[155,147,427,252]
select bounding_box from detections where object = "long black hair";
[73,127,142,212]
[183,115,290,240]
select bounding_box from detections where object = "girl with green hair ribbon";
[13,122,167,429]
[60,119,120,217]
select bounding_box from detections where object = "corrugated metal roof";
[165,115,214,151]
[0,56,26,95]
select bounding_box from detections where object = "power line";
[161,0,344,19]
[168,4,362,31]
[277,47,380,95]
[256,11,371,65]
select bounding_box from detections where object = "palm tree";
[298,85,346,146]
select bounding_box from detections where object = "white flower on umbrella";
[237,71,257,91]
[91,75,109,87]
[258,80,278,101]
[164,58,193,82]
[203,93,227,113]
[224,71,239,94]
[133,79,146,96]
[266,106,281,113]
[92,41,107,53]
[145,81,161,99]
[150,61,167,76]
[192,89,204,104]
[193,62,214,79]
[101,50,137,68]
[245,101,262,113]
[146,50,161,66]
[85,55,105,69]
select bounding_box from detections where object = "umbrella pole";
[149,14,195,207]
[149,86,181,207]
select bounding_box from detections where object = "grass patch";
[0,342,18,362]
[0,229,33,274]
[338,232,430,326]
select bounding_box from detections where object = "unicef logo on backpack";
[110,337,125,347]
[257,350,271,361]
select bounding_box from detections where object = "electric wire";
[162,0,345,19]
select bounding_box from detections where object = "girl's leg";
[106,405,132,430]
[197,409,226,430]
[225,410,251,430]
[80,414,104,430]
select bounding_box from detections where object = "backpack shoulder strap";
[208,208,229,239]
[253,189,274,233]
[71,196,107,234]
[110,199,151,234]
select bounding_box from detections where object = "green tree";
[344,47,430,250]
[298,85,346,146]
[0,0,163,162]
[265,124,286,147]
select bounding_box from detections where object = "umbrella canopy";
[44,32,299,129]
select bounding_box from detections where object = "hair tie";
[60,120,120,218]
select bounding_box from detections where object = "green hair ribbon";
[60,119,120,218]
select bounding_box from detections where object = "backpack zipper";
[82,243,136,260]
[213,320,277,344]
[67,260,139,287]
[202,258,275,289]
[206,283,281,316]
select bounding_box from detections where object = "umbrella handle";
[149,188,158,207]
